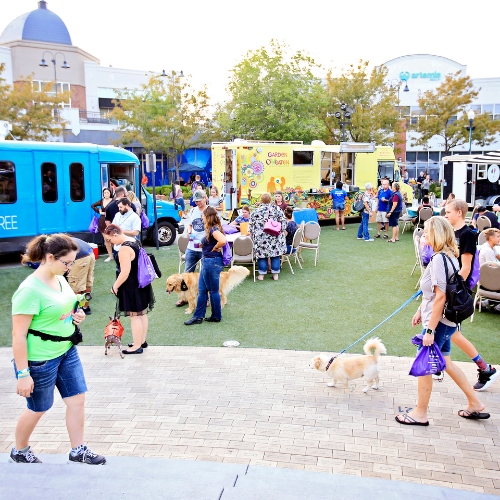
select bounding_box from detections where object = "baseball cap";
[192,190,206,202]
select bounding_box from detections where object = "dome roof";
[0,1,72,46]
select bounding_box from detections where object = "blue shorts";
[388,211,401,227]
[422,321,456,357]
[333,203,345,211]
[13,346,87,412]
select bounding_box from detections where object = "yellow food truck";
[211,140,412,220]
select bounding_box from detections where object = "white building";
[381,54,500,181]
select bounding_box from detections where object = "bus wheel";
[155,221,176,246]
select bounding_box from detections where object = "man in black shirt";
[416,171,425,204]
[445,199,498,391]
[473,206,500,229]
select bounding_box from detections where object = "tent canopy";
[168,163,205,172]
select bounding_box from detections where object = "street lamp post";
[39,51,69,97]
[467,109,475,154]
[389,78,410,116]
[332,103,351,143]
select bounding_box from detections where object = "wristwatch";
[425,328,435,335]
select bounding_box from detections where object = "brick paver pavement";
[1,346,499,495]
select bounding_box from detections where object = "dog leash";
[324,290,423,372]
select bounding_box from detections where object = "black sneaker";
[68,446,106,465]
[9,447,42,463]
[474,365,499,391]
[82,307,92,315]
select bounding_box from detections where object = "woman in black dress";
[103,224,154,354]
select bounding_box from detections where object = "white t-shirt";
[420,252,458,327]
[479,244,498,265]
[112,210,141,250]
[187,206,205,252]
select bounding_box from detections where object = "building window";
[69,163,85,202]
[41,162,57,202]
[429,152,440,163]
[0,161,16,203]
[32,80,71,108]
[417,152,428,162]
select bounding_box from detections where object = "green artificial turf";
[1,222,498,363]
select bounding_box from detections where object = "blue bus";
[0,141,183,254]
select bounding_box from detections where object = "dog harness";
[181,279,188,291]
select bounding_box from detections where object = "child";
[284,206,298,253]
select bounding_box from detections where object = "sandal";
[458,409,490,420]
[342,228,346,230]
[395,414,429,426]
[383,234,389,239]
[374,234,381,238]
[388,239,396,243]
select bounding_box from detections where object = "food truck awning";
[442,151,500,164]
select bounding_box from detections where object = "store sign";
[399,71,441,82]
[340,142,376,153]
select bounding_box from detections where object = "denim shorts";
[13,346,87,412]
[422,321,456,356]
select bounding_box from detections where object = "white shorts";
[376,211,388,223]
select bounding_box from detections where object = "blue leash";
[325,290,422,371]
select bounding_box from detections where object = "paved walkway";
[1,346,499,496]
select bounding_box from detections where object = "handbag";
[263,206,281,236]
[140,211,150,229]
[88,214,99,234]
[137,246,158,288]
[222,242,232,266]
[409,334,446,376]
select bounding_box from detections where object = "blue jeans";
[357,211,370,240]
[13,346,87,412]
[257,256,280,275]
[184,248,202,273]
[175,198,185,211]
[193,256,223,320]
[286,245,296,254]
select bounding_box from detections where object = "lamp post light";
[389,78,410,116]
[39,51,70,97]
[327,103,352,143]
[467,109,475,154]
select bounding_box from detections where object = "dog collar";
[325,355,337,372]
[181,280,188,291]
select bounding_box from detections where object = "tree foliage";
[112,73,211,177]
[0,63,69,140]
[412,71,500,153]
[212,40,326,143]
[323,60,401,145]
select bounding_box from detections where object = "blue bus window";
[42,162,57,202]
[0,161,17,203]
[70,163,85,202]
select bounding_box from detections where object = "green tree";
[412,71,500,153]
[112,73,211,178]
[323,60,401,145]
[0,63,69,140]
[212,40,326,143]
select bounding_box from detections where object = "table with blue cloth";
[407,207,441,218]
[293,208,318,225]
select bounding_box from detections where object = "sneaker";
[432,371,444,382]
[9,447,42,463]
[365,238,374,242]
[476,300,489,309]
[357,237,364,240]
[104,257,112,263]
[474,365,499,391]
[68,446,106,465]
[493,304,500,314]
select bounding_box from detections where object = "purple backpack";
[222,242,232,266]
[137,247,157,288]
[468,248,481,289]
[140,211,150,229]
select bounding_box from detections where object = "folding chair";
[298,222,321,266]
[231,236,256,282]
[476,215,492,232]
[471,262,500,322]
[398,205,413,234]
[282,227,303,274]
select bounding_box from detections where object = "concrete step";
[222,465,495,500]
[0,454,245,500]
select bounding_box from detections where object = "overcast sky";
[2,0,498,104]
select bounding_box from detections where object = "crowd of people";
[9,176,500,467]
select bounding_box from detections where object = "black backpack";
[438,253,474,324]
[353,196,364,212]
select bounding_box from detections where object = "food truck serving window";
[69,163,85,202]
[0,161,17,204]
[41,162,57,203]
[293,151,314,166]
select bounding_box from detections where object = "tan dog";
[166,266,250,314]
[310,338,387,393]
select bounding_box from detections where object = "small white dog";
[310,337,387,393]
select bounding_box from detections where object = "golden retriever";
[310,338,387,393]
[166,266,250,314]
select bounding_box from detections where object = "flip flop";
[395,414,429,426]
[374,234,381,238]
[342,228,346,230]
[458,410,490,420]
[176,300,188,307]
